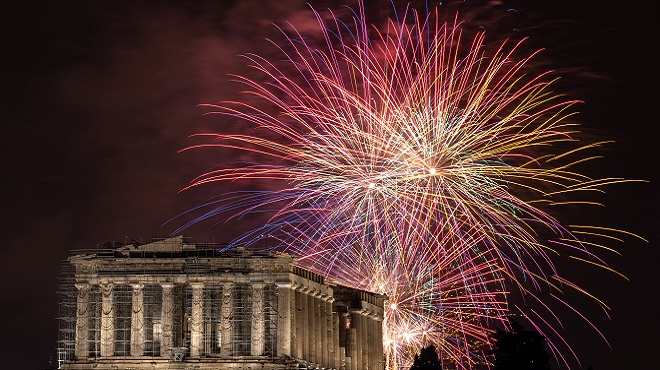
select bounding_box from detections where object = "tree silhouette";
[410,345,442,370]
[491,318,552,370]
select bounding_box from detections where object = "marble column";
[299,286,309,360]
[367,313,376,370]
[332,310,340,369]
[160,283,174,357]
[275,282,292,356]
[318,294,327,366]
[324,297,334,368]
[74,283,90,359]
[339,312,349,369]
[368,314,375,370]
[360,312,369,370]
[250,283,265,356]
[220,282,233,356]
[307,289,316,362]
[373,315,384,370]
[355,311,364,370]
[348,312,358,370]
[100,282,114,357]
[292,284,302,359]
[189,282,204,357]
[130,283,144,356]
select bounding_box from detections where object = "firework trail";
[173,2,642,368]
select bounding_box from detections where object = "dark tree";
[410,345,442,370]
[491,318,552,370]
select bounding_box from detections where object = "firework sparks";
[173,2,642,369]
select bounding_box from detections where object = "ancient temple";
[57,236,385,370]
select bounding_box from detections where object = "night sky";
[2,1,657,369]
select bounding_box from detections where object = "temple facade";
[57,236,385,370]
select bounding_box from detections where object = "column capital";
[100,282,114,297]
[370,311,383,320]
[251,282,266,289]
[275,281,292,289]
[349,307,368,316]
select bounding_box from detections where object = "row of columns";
[189,281,265,357]
[75,280,383,369]
[347,308,383,370]
[277,282,341,369]
[74,281,267,359]
[278,281,383,370]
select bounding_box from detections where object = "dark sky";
[1,1,657,369]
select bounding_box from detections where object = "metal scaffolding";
[56,236,385,370]
[57,240,279,365]
[57,261,76,367]
[178,283,278,357]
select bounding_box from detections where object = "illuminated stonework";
[57,236,385,370]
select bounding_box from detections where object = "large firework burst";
[174,2,640,369]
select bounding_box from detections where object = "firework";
[175,2,640,369]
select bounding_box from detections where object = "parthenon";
[57,236,385,370]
